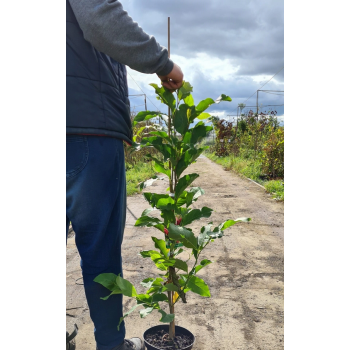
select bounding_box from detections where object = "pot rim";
[143,324,195,350]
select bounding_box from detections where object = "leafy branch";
[94,81,250,341]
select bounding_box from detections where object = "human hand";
[158,63,184,92]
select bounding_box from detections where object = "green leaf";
[181,207,213,226]
[147,252,164,263]
[141,207,156,217]
[184,187,205,207]
[153,160,171,178]
[159,258,175,268]
[195,259,212,273]
[217,220,236,231]
[196,98,215,113]
[140,136,175,162]
[143,193,153,205]
[154,261,168,271]
[175,151,193,178]
[184,94,194,106]
[168,223,198,249]
[175,173,199,200]
[152,293,169,303]
[173,259,188,273]
[215,94,232,103]
[154,144,174,162]
[198,224,213,247]
[160,209,175,227]
[175,191,188,207]
[151,278,164,287]
[140,307,154,318]
[178,274,188,284]
[182,131,192,144]
[156,196,176,210]
[150,83,176,111]
[189,187,205,198]
[135,216,162,227]
[188,105,199,123]
[93,273,121,292]
[152,237,169,258]
[175,147,204,178]
[132,111,162,127]
[198,221,225,241]
[201,207,213,218]
[213,218,251,233]
[190,124,212,145]
[176,206,190,218]
[181,209,201,226]
[136,294,152,305]
[140,278,155,289]
[148,131,172,143]
[174,248,184,256]
[143,193,176,210]
[208,231,224,239]
[173,104,189,135]
[140,250,160,258]
[116,275,138,298]
[158,309,175,323]
[187,276,211,297]
[133,126,146,142]
[146,154,171,178]
[140,135,163,146]
[162,283,179,292]
[178,81,193,100]
[140,277,164,289]
[146,286,162,295]
[197,112,211,120]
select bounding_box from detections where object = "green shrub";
[260,128,284,179]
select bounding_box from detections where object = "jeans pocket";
[66,135,89,178]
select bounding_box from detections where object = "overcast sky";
[123,0,284,123]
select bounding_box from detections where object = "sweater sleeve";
[68,0,174,76]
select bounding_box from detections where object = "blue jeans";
[66,135,126,350]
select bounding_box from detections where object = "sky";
[123,0,284,124]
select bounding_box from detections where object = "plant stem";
[169,292,175,340]
[168,238,176,340]
[173,241,210,306]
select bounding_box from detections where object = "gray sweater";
[68,0,174,76]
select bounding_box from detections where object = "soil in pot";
[144,325,195,350]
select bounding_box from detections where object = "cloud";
[124,0,284,75]
[124,0,284,119]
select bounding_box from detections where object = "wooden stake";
[166,16,176,341]
[167,17,173,193]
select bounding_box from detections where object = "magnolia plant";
[94,82,250,342]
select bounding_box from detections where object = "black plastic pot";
[143,325,195,350]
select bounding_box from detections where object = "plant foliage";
[94,81,250,340]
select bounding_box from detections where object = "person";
[66,1,184,350]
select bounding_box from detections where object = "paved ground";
[66,156,284,350]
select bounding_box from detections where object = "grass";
[126,161,157,196]
[205,152,284,201]
[264,180,284,201]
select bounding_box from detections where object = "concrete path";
[66,156,284,350]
